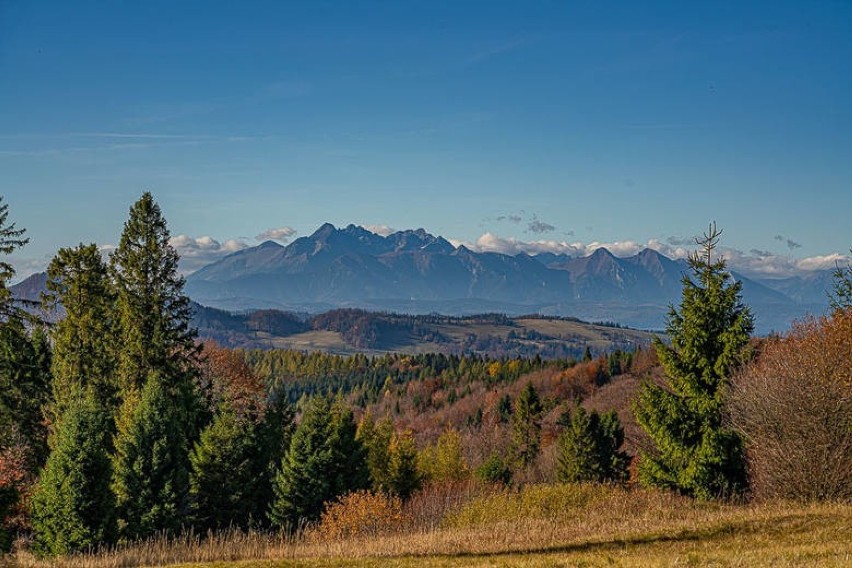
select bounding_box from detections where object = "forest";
[1,194,851,566]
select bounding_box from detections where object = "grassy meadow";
[8,483,851,568]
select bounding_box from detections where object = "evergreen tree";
[189,407,260,531]
[511,382,542,468]
[830,248,852,311]
[0,196,29,322]
[44,244,118,417]
[268,396,368,529]
[356,412,393,492]
[110,192,200,395]
[111,373,190,540]
[386,430,420,499]
[633,223,753,499]
[555,406,628,483]
[30,389,116,555]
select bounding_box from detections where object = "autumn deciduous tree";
[634,223,753,499]
[730,311,852,501]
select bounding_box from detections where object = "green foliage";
[110,192,200,395]
[356,412,394,492]
[189,407,262,531]
[268,396,369,528]
[386,430,420,499]
[44,244,118,417]
[830,249,852,311]
[111,373,190,540]
[418,427,469,482]
[633,224,752,499]
[0,318,51,468]
[0,196,29,321]
[30,390,116,555]
[511,382,542,468]
[475,453,512,485]
[555,406,628,483]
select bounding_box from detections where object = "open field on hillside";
[226,315,658,358]
[11,485,851,568]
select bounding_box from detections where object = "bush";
[475,454,512,485]
[311,490,402,540]
[730,311,852,501]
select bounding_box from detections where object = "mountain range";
[180,223,832,333]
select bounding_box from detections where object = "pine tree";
[44,244,118,417]
[0,196,29,322]
[633,223,753,499]
[418,427,469,482]
[110,192,200,395]
[268,396,368,529]
[511,382,542,468]
[189,407,260,531]
[30,389,116,555]
[555,406,628,483]
[111,373,190,540]
[386,430,420,499]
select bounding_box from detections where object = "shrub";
[730,311,852,501]
[311,490,402,540]
[475,454,512,485]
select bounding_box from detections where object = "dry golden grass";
[6,484,851,568]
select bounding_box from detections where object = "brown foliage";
[730,310,852,501]
[310,490,403,541]
[199,342,266,420]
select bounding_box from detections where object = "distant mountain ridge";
[183,223,831,333]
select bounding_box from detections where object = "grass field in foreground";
[11,485,852,568]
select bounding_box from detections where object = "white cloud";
[363,224,396,237]
[456,232,849,278]
[256,226,297,242]
[169,235,249,273]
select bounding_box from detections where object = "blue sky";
[2,1,851,278]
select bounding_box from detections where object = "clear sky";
[2,1,851,278]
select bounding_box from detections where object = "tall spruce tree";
[511,382,543,468]
[30,389,116,555]
[111,372,190,540]
[268,396,368,529]
[110,192,200,396]
[0,197,51,468]
[633,223,753,499]
[189,406,262,531]
[44,244,118,417]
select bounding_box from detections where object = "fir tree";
[511,382,542,468]
[268,396,368,528]
[356,412,393,492]
[30,389,116,555]
[111,373,190,540]
[830,248,852,311]
[110,192,200,395]
[44,244,118,417]
[555,406,628,483]
[633,223,753,499]
[386,430,420,499]
[0,196,29,322]
[189,407,260,531]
